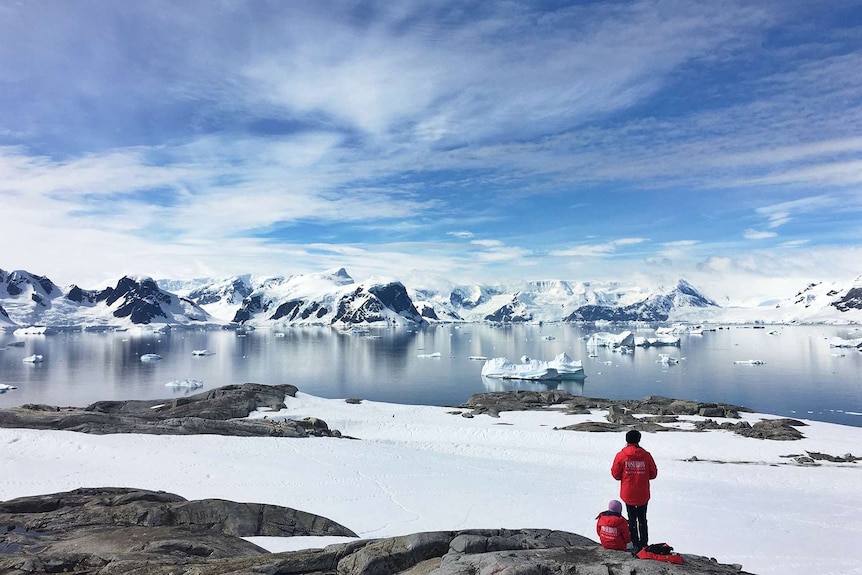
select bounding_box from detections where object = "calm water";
[1,324,860,427]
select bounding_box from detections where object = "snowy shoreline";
[2,392,861,575]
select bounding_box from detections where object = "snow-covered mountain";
[407,279,716,323]
[3,265,862,330]
[769,275,862,323]
[227,268,427,327]
[0,269,217,330]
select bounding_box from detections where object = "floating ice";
[13,326,52,336]
[7,341,25,347]
[586,331,634,348]
[165,379,203,388]
[481,353,584,381]
[468,356,488,360]
[417,352,442,358]
[829,337,862,348]
[658,354,679,365]
[22,354,43,363]
[191,349,215,356]
[734,359,765,365]
[0,384,17,391]
[140,354,163,362]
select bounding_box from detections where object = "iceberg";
[13,326,52,336]
[829,337,862,348]
[0,383,17,391]
[140,354,163,362]
[633,336,681,347]
[657,354,680,365]
[481,353,584,381]
[165,379,204,388]
[417,352,442,358]
[585,331,634,348]
[191,349,215,356]
[22,354,44,363]
[734,359,766,365]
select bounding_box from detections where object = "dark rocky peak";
[97,276,175,324]
[333,282,426,325]
[65,284,101,305]
[0,269,61,301]
[832,286,862,312]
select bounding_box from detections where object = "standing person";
[595,499,631,550]
[611,429,658,552]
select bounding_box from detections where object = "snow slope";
[1,393,860,575]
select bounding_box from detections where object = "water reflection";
[0,324,860,426]
[480,376,586,395]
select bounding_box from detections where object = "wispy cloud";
[744,229,778,240]
[550,238,648,258]
[0,1,860,292]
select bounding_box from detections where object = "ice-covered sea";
[1,324,860,427]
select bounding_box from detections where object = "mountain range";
[1,267,860,331]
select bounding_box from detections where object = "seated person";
[596,499,631,550]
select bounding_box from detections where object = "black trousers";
[626,503,648,549]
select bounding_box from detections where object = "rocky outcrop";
[457,391,807,440]
[0,383,341,438]
[0,512,752,575]
[0,487,357,574]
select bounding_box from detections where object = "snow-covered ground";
[2,393,861,575]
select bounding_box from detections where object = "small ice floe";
[165,379,203,388]
[0,384,18,391]
[7,341,25,347]
[541,335,556,340]
[13,326,52,336]
[520,355,531,363]
[274,332,286,338]
[191,349,215,356]
[417,352,442,358]
[22,354,44,363]
[468,355,489,360]
[140,354,163,362]
[657,354,679,365]
[734,359,765,365]
[830,353,845,357]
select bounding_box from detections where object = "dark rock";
[0,383,342,438]
[736,419,805,441]
[0,487,357,573]
[4,526,750,575]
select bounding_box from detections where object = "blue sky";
[1,0,861,302]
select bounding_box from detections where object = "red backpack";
[637,543,684,564]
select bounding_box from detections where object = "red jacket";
[611,444,658,506]
[596,511,631,550]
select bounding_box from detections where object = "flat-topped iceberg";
[481,353,584,381]
[165,379,203,388]
[140,354,162,362]
[22,354,44,363]
[585,331,634,348]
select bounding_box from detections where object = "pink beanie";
[609,500,623,513]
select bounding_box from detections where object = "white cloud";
[550,238,648,258]
[744,229,778,240]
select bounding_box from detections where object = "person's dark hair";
[625,430,641,444]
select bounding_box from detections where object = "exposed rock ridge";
[0,383,341,438]
[0,498,753,574]
[458,391,808,441]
